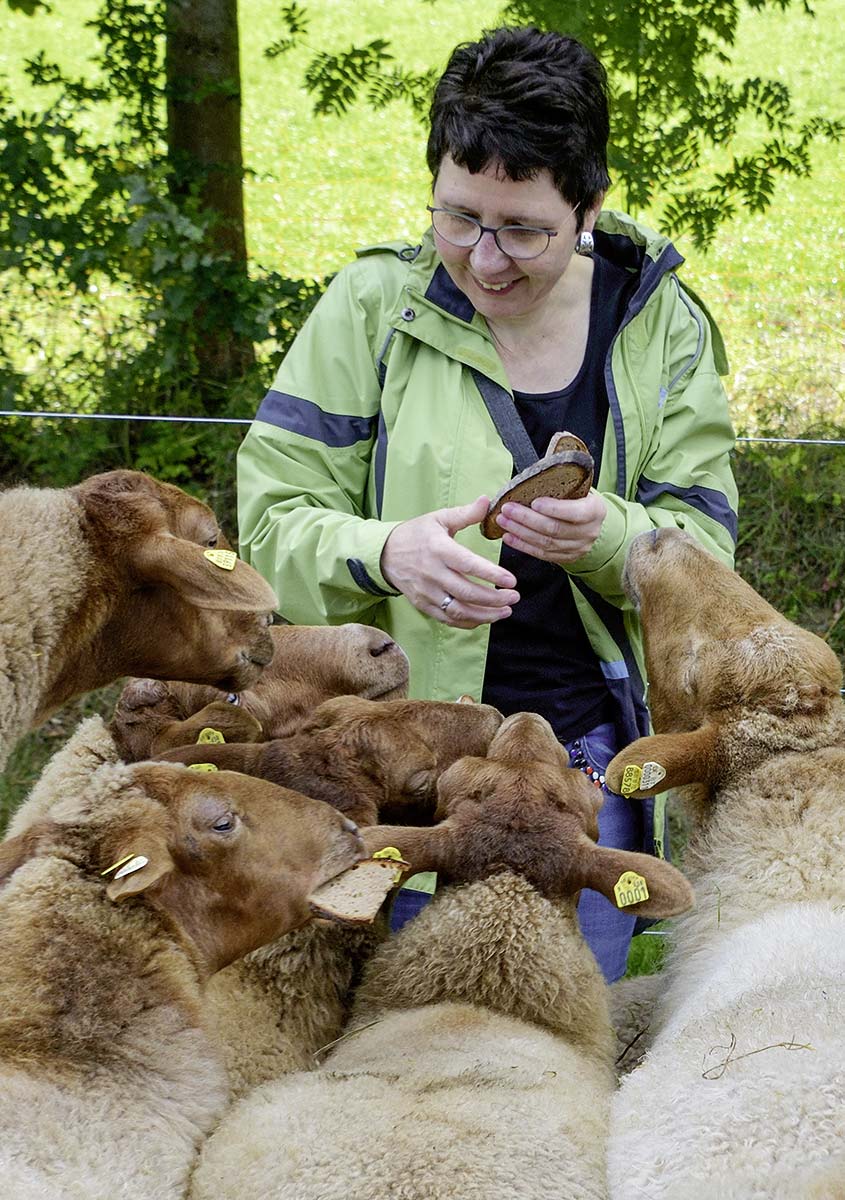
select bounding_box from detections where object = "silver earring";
[574,231,594,257]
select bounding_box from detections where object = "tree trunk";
[165,0,254,381]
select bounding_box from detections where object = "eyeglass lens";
[430,210,551,260]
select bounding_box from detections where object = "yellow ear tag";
[197,727,226,744]
[620,764,643,795]
[188,762,219,772]
[372,845,407,884]
[614,870,650,908]
[203,548,237,571]
[101,852,139,877]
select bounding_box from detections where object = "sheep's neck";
[354,874,613,1063]
[0,490,95,739]
[0,858,206,1073]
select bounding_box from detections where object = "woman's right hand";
[380,495,520,629]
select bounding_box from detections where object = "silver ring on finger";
[439,593,455,612]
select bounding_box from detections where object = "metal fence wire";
[3,410,845,447]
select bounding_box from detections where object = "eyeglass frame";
[426,204,578,260]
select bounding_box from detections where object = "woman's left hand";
[495,490,607,564]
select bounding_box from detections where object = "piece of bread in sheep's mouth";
[480,430,594,540]
[309,857,409,926]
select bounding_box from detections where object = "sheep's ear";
[361,823,454,877]
[576,841,694,918]
[301,696,370,731]
[605,726,719,798]
[0,823,52,890]
[103,841,174,902]
[129,534,278,612]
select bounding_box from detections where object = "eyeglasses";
[427,205,562,261]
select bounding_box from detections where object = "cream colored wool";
[0,487,91,772]
[204,920,382,1100]
[609,744,845,1199]
[190,873,615,1200]
[604,527,845,1199]
[5,714,120,838]
[0,763,229,1200]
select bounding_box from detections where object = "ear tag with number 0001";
[614,870,650,907]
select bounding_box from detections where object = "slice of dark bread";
[309,857,408,926]
[480,430,594,540]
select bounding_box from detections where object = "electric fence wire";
[3,410,845,447]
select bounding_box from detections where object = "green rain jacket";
[238,211,738,770]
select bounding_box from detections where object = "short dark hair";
[427,26,611,222]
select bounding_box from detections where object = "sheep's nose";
[370,639,396,658]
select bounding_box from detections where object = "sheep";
[166,694,505,1099]
[153,694,505,826]
[0,468,278,771]
[602,527,845,1200]
[109,621,410,762]
[189,711,694,1200]
[0,752,364,1200]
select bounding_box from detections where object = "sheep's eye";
[225,692,240,706]
[206,533,219,548]
[212,814,236,833]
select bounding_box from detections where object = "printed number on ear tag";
[620,765,643,795]
[614,870,650,908]
[188,762,219,772]
[620,761,666,795]
[640,761,666,789]
[204,548,237,571]
[197,727,226,744]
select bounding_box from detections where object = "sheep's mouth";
[365,681,410,702]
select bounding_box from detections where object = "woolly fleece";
[190,873,615,1200]
[0,760,229,1199]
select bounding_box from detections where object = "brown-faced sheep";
[0,469,278,770]
[0,756,363,1200]
[110,621,410,761]
[154,694,504,826]
[165,695,505,1099]
[190,711,693,1200]
[603,527,845,1199]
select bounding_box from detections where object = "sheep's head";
[74,470,278,694]
[297,695,505,819]
[0,762,365,976]
[606,528,844,803]
[110,680,264,763]
[622,527,841,730]
[252,624,411,732]
[364,711,694,919]
[109,624,411,761]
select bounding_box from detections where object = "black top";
[481,254,636,741]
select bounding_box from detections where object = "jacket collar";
[400,213,684,332]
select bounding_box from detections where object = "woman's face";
[431,155,596,323]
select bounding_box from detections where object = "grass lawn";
[3,0,843,431]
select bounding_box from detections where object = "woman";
[237,26,738,981]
